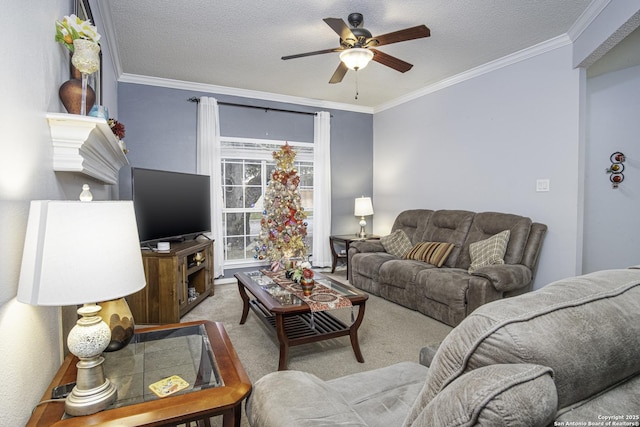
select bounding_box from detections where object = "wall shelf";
[46,113,129,184]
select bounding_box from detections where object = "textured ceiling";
[102,0,594,109]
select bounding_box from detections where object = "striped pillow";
[404,242,455,267]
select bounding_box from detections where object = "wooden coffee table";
[26,321,251,427]
[235,271,368,370]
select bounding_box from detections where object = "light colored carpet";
[181,267,453,426]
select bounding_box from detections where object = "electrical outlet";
[536,179,550,192]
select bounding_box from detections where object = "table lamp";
[354,196,374,238]
[17,200,146,416]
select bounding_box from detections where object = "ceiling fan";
[282,13,430,84]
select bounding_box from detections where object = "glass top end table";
[27,321,251,427]
[103,323,223,409]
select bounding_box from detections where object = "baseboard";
[214,277,237,285]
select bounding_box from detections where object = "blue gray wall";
[118,83,373,236]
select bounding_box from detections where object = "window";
[220,138,313,267]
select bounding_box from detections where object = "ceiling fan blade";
[323,17,357,45]
[370,49,413,73]
[368,25,430,47]
[329,62,348,84]
[282,47,343,60]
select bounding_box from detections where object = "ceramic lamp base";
[65,358,117,416]
[65,304,117,415]
[358,217,367,238]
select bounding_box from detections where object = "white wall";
[0,1,114,424]
[373,44,583,289]
[583,63,640,272]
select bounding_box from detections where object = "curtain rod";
[188,97,318,116]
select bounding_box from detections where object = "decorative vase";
[71,39,100,115]
[98,297,135,352]
[300,278,315,296]
[59,63,95,115]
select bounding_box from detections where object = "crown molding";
[118,74,375,115]
[117,32,571,116]
[566,0,612,42]
[374,34,573,113]
[98,0,614,116]
[91,0,122,78]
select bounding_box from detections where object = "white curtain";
[312,111,332,267]
[196,97,224,278]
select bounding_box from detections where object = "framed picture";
[75,0,102,106]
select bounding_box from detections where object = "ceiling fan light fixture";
[339,48,374,71]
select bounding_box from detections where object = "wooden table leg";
[222,404,241,427]
[345,240,351,278]
[275,313,289,370]
[329,236,339,273]
[349,302,366,363]
[238,282,250,325]
[195,418,212,427]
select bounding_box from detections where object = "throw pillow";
[468,229,510,273]
[380,229,413,258]
[404,242,455,267]
[411,364,557,427]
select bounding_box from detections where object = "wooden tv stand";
[127,239,214,324]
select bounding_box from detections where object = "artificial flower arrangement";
[108,118,128,154]
[287,261,314,283]
[108,119,125,140]
[55,14,101,52]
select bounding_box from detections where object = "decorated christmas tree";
[255,143,309,264]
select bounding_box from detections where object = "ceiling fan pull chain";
[355,70,359,100]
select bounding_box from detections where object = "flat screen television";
[119,167,211,245]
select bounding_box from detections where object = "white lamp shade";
[339,48,374,71]
[18,201,146,306]
[354,197,374,217]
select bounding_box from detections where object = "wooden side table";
[329,234,380,277]
[27,321,251,427]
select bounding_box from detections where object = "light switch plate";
[536,179,550,192]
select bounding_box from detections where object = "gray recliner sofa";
[349,209,547,326]
[246,267,640,426]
